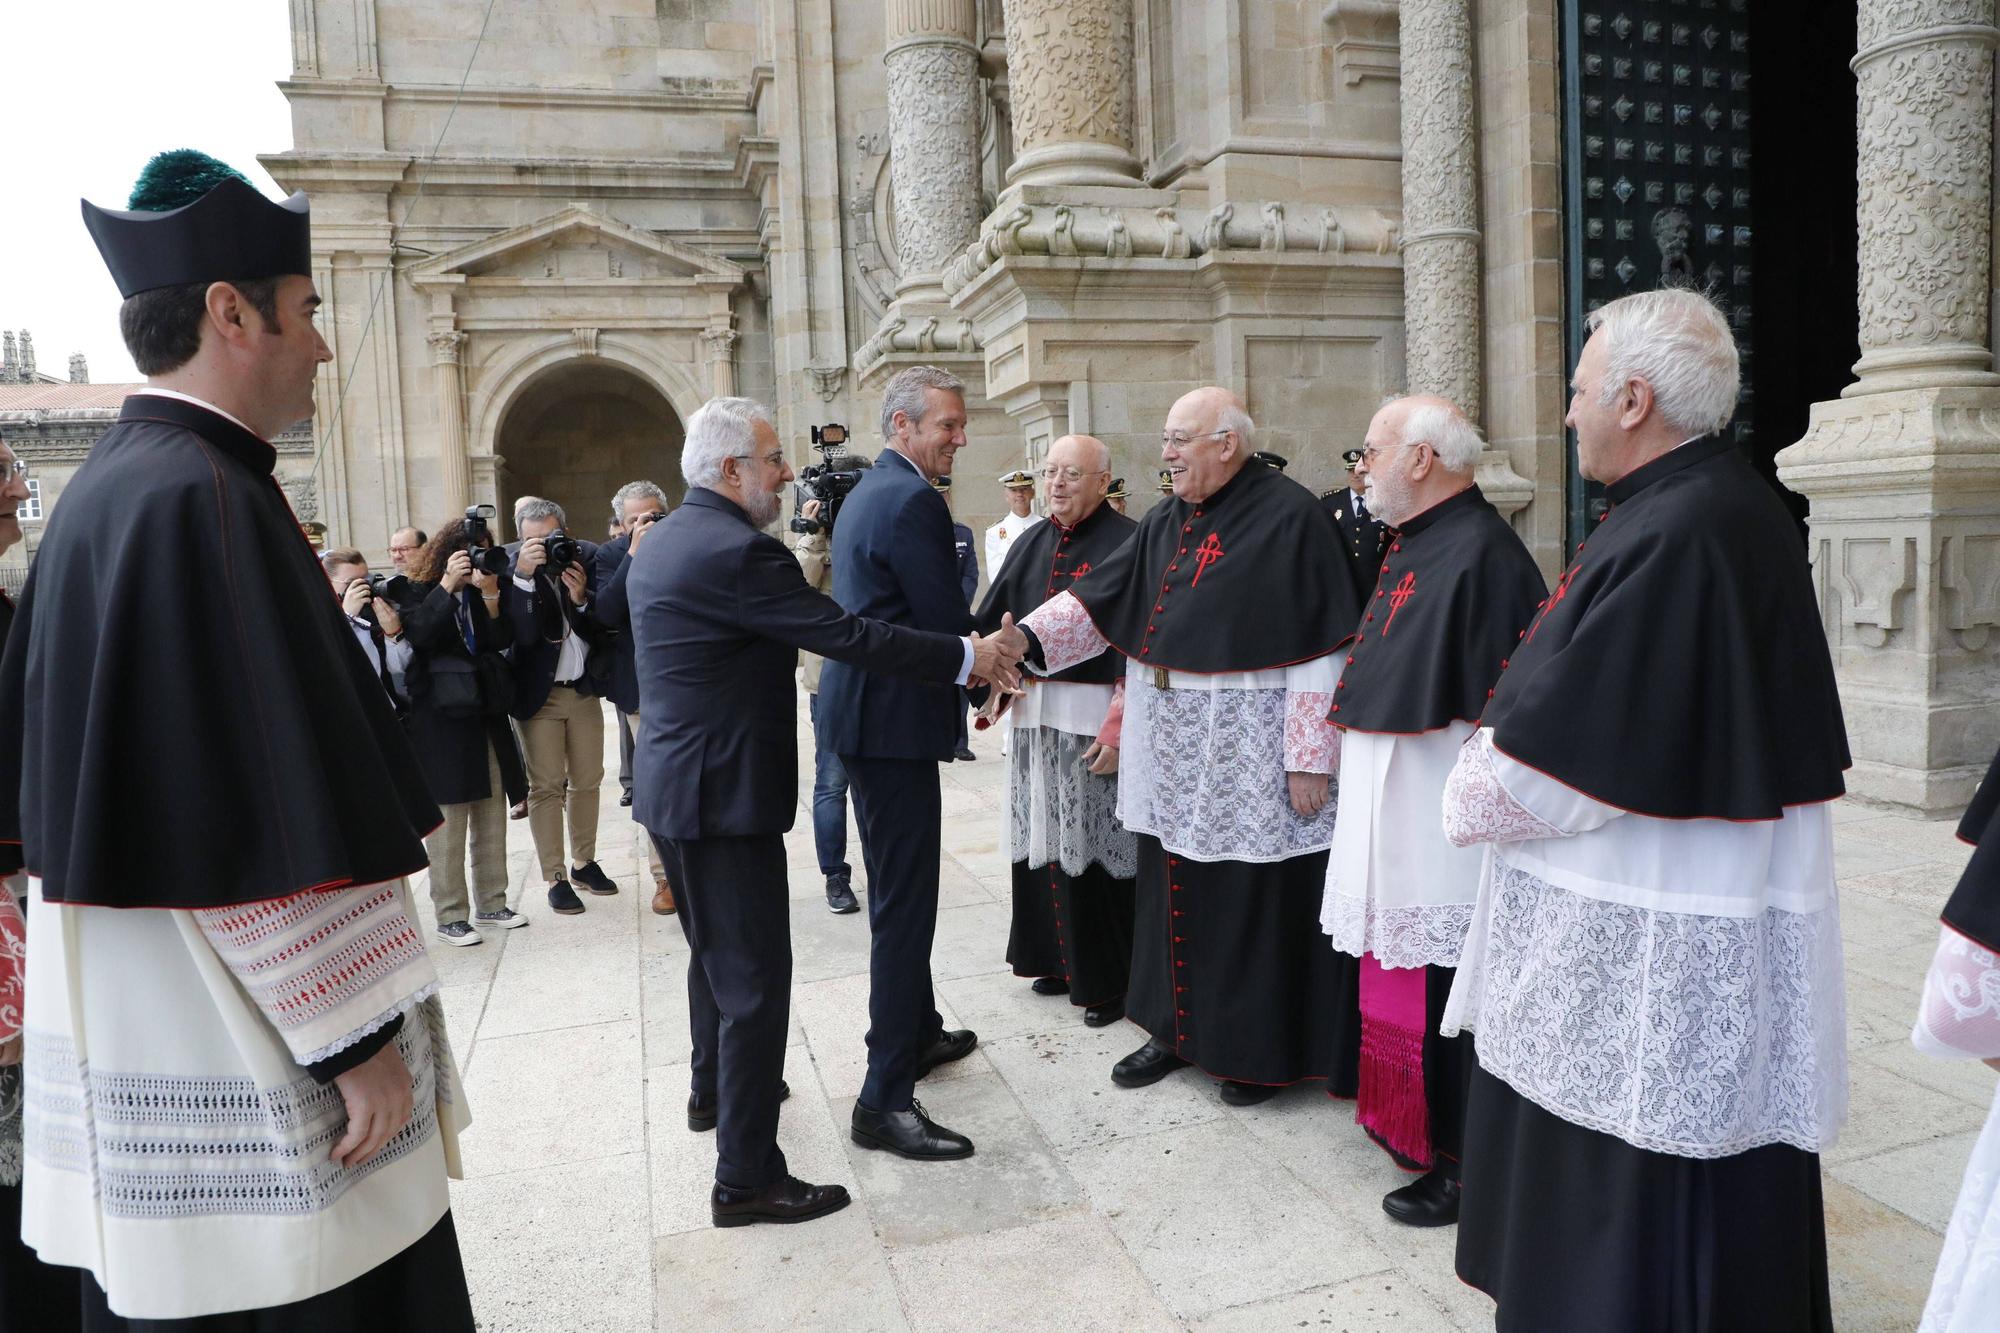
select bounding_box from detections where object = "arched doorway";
[496,361,686,541]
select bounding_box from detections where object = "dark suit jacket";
[951,521,977,606]
[593,533,641,715]
[627,488,966,839]
[817,450,974,761]
[505,535,607,720]
[396,579,529,806]
[1320,487,1389,606]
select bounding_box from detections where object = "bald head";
[1163,386,1253,503]
[1045,434,1113,525]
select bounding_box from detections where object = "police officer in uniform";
[1320,445,1389,607]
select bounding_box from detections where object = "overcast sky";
[1,1,295,384]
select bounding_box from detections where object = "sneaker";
[475,908,529,931]
[572,861,621,896]
[825,872,858,915]
[547,880,586,915]
[435,921,482,947]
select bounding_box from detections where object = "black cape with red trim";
[1068,460,1359,673]
[1943,746,2000,952]
[974,500,1136,685]
[1478,435,1849,820]
[1330,485,1546,734]
[0,395,440,908]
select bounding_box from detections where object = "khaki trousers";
[518,684,605,882]
[424,742,511,925]
[626,711,665,884]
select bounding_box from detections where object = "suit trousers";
[842,755,946,1111]
[421,742,510,926]
[652,833,791,1192]
[623,712,664,884]
[516,685,604,881]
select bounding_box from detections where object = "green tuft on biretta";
[127,150,252,213]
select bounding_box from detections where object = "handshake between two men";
[967,611,1030,695]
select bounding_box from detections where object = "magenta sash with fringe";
[1357,952,1430,1167]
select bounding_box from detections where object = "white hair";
[610,479,669,520]
[682,396,774,491]
[1389,397,1485,473]
[879,365,965,440]
[1587,288,1741,437]
[1215,401,1255,451]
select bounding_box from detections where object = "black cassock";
[1944,745,2000,951]
[1453,435,1847,1333]
[974,502,1137,1009]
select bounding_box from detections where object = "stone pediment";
[410,205,744,289]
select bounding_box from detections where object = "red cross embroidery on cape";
[1382,571,1416,635]
[1524,562,1580,644]
[1191,532,1225,587]
[1070,561,1091,579]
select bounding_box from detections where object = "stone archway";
[495,361,686,541]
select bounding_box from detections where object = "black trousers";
[80,1210,472,1332]
[1,1177,81,1333]
[842,755,946,1112]
[1006,859,1135,1009]
[653,833,792,1191]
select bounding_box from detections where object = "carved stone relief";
[1398,0,1483,418]
[1001,0,1141,186]
[885,38,984,292]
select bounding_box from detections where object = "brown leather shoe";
[651,880,677,915]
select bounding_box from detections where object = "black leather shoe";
[1111,1039,1191,1088]
[1218,1080,1282,1107]
[687,1079,791,1133]
[1083,997,1125,1028]
[1382,1168,1461,1227]
[850,1099,974,1160]
[825,872,859,915]
[1031,977,1070,997]
[917,1028,978,1079]
[546,879,585,915]
[711,1174,851,1228]
[953,745,977,762]
[619,791,634,808]
[571,861,620,896]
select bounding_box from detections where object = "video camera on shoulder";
[789,423,866,536]
[459,504,511,576]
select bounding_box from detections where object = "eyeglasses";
[388,542,420,554]
[1160,429,1230,450]
[1359,441,1426,465]
[1038,466,1107,483]
[0,460,28,483]
[733,451,787,468]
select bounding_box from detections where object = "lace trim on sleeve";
[1022,591,1109,675]
[1913,924,2000,1061]
[1443,732,1564,847]
[1285,691,1339,774]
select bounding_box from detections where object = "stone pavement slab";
[407,696,1980,1331]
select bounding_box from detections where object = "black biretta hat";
[82,150,311,299]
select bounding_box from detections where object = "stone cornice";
[278,76,758,114]
[263,151,753,198]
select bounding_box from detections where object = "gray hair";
[1388,396,1485,473]
[1215,400,1255,451]
[516,497,566,528]
[683,396,775,491]
[879,365,966,440]
[610,479,670,520]
[1586,288,1740,438]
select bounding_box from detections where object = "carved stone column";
[427,330,471,515]
[1001,0,1142,188]
[1776,1,2000,814]
[1397,0,1481,420]
[703,326,740,398]
[883,0,984,306]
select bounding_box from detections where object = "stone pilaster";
[1776,0,2000,814]
[704,326,741,398]
[1000,0,1141,188]
[428,330,471,516]
[883,0,983,306]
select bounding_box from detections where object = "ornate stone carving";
[67,353,88,384]
[280,474,320,523]
[571,327,600,357]
[805,363,847,403]
[429,327,470,513]
[1940,531,2000,650]
[1002,0,1142,186]
[1849,0,2000,392]
[1398,0,1483,420]
[884,0,983,302]
[1324,0,1402,87]
[426,329,466,365]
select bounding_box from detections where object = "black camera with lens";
[459,504,510,576]
[365,572,412,602]
[789,423,866,536]
[543,530,582,572]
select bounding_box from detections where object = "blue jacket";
[628,488,966,839]
[952,521,978,606]
[593,532,641,715]
[817,449,973,760]
[504,536,605,720]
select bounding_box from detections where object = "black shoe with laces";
[572,861,620,896]
[953,745,977,762]
[711,1174,851,1227]
[1382,1167,1462,1227]
[850,1098,974,1160]
[547,880,585,915]
[917,1028,977,1079]
[619,791,634,808]
[824,872,858,915]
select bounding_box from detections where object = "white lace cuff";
[1022,591,1110,675]
[195,881,440,1068]
[1442,732,1564,847]
[1914,924,2000,1060]
[1285,691,1340,774]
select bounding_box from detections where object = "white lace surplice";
[1004,679,1137,878]
[1022,591,1340,865]
[1320,722,1481,969]
[1440,727,1848,1160]
[21,878,469,1320]
[1913,925,2000,1333]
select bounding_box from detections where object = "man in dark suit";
[933,473,980,763]
[508,499,614,917]
[1321,445,1389,608]
[817,364,995,1160]
[628,395,1021,1226]
[595,480,672,913]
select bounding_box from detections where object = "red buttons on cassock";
[1177,1010,1188,1018]
[1175,960,1185,968]
[1500,659,1509,668]
[1329,704,1340,713]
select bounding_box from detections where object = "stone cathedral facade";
[268,0,2000,815]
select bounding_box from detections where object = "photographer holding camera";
[595,479,674,913]
[396,513,531,944]
[509,497,616,917]
[323,547,413,716]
